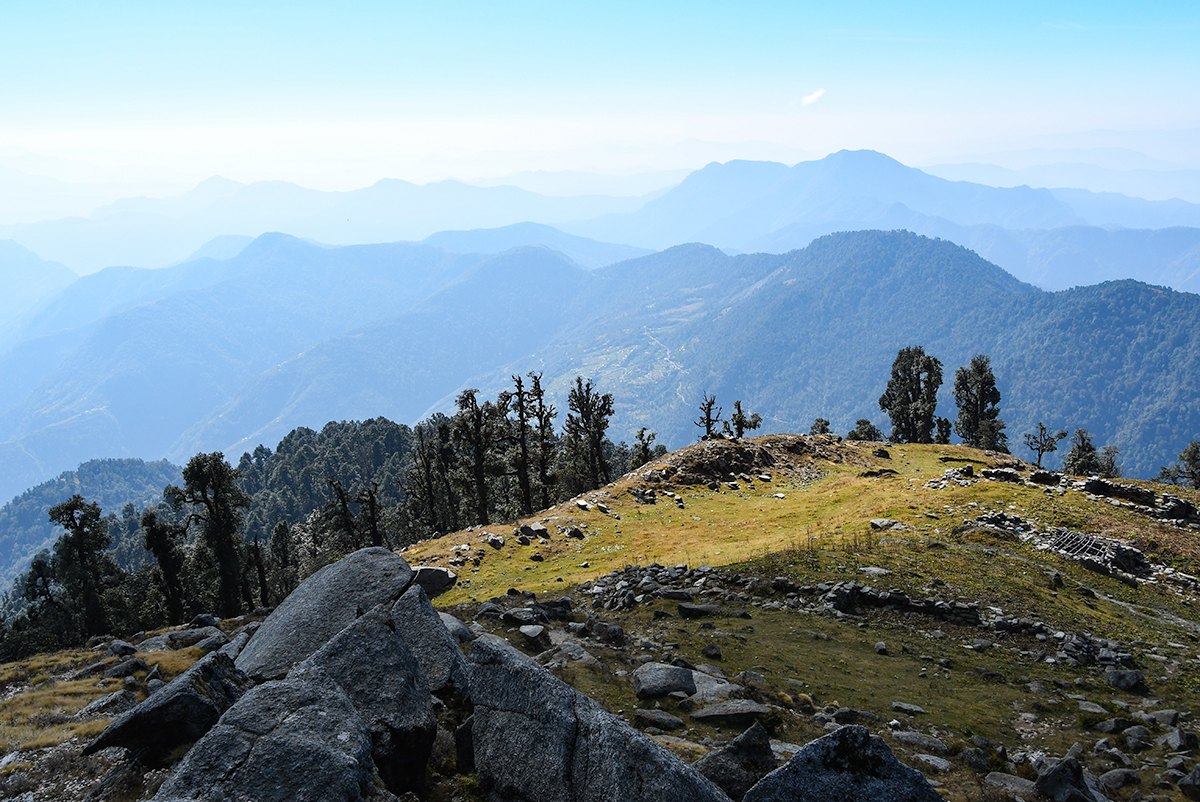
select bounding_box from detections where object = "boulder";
[236,547,414,681]
[985,772,1037,796]
[690,671,742,704]
[1106,669,1146,692]
[892,702,926,715]
[693,722,777,801]
[167,626,225,650]
[151,670,377,802]
[188,614,221,629]
[892,731,948,755]
[742,725,941,802]
[75,689,138,720]
[292,606,436,795]
[634,663,697,699]
[412,566,457,597]
[1180,765,1200,800]
[1034,757,1100,802]
[106,640,137,657]
[217,631,251,660]
[1157,727,1198,752]
[469,634,729,802]
[439,612,473,643]
[83,651,253,764]
[1099,768,1140,790]
[391,585,471,698]
[982,468,1022,483]
[690,700,771,727]
[634,709,685,730]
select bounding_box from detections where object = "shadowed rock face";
[693,722,777,801]
[391,584,471,699]
[742,725,942,802]
[293,605,437,795]
[82,651,253,765]
[151,670,377,802]
[468,634,730,802]
[235,547,414,681]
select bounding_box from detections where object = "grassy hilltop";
[1,433,1199,800]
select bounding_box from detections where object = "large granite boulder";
[293,606,436,795]
[391,584,470,698]
[633,662,696,699]
[152,670,378,802]
[469,635,729,802]
[82,651,253,764]
[693,722,777,801]
[236,547,414,681]
[742,725,942,802]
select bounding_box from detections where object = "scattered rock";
[874,641,888,655]
[634,663,697,699]
[985,772,1037,796]
[691,700,772,727]
[166,626,225,650]
[75,689,138,720]
[693,723,777,801]
[438,612,473,644]
[891,731,948,755]
[235,547,414,681]
[1034,757,1100,802]
[1179,765,1200,799]
[634,709,685,731]
[469,635,729,802]
[912,754,951,773]
[892,702,926,715]
[83,651,254,764]
[106,640,136,658]
[1099,768,1141,790]
[742,725,941,802]
[1107,669,1147,692]
[412,566,457,597]
[702,643,723,660]
[869,519,906,531]
[188,614,220,629]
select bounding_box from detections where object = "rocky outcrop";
[235,547,414,681]
[293,605,436,795]
[693,722,777,801]
[82,651,253,764]
[391,584,471,698]
[151,670,379,802]
[468,634,730,802]
[741,725,941,802]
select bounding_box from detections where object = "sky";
[1,1,1198,195]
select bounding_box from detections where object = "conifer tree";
[953,354,1007,451]
[724,400,762,439]
[879,346,942,444]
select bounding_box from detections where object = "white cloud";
[802,89,826,106]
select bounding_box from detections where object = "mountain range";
[0,228,1197,505]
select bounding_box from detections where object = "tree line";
[0,373,666,660]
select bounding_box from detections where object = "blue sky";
[1,1,1198,188]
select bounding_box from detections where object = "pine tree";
[953,354,1007,451]
[878,346,943,444]
[724,400,762,439]
[695,394,722,439]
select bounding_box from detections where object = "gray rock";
[892,702,925,715]
[236,547,414,681]
[151,670,376,802]
[146,679,165,695]
[892,731,948,755]
[693,722,777,801]
[391,584,470,698]
[439,612,473,643]
[104,657,147,678]
[167,626,225,650]
[742,725,941,802]
[292,605,436,795]
[985,772,1037,795]
[1034,757,1100,802]
[194,632,231,653]
[188,614,221,628]
[633,709,685,731]
[1180,765,1200,799]
[106,640,137,657]
[691,700,772,727]
[913,754,951,773]
[960,747,990,772]
[1157,727,1199,752]
[136,634,171,652]
[869,518,904,530]
[1125,724,1153,751]
[217,631,251,660]
[634,662,697,699]
[1107,669,1146,691]
[412,565,457,597]
[1099,768,1140,789]
[83,651,253,764]
[690,671,742,705]
[75,689,138,720]
[469,634,729,802]
[1094,717,1136,733]
[1079,701,1108,715]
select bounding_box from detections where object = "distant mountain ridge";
[1,230,1192,504]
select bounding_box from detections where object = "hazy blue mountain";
[0,235,485,499]
[926,162,1200,205]
[569,150,1083,250]
[745,213,1200,294]
[421,222,653,268]
[0,458,181,588]
[0,240,76,345]
[1049,188,1200,229]
[0,177,655,273]
[177,234,255,263]
[177,245,591,458]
